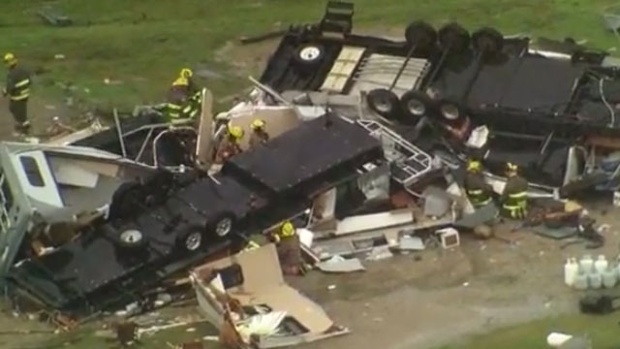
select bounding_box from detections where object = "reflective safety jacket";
[464,171,493,207]
[166,87,201,121]
[4,66,31,101]
[501,175,528,219]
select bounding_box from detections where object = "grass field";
[2,0,620,113]
[439,313,619,349]
[2,0,620,348]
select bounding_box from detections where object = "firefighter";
[3,53,32,135]
[179,68,199,95]
[215,124,244,163]
[248,119,270,149]
[271,221,303,275]
[500,162,529,219]
[463,159,494,209]
[165,69,200,122]
[166,77,188,122]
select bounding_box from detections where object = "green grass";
[1,0,620,113]
[438,313,619,349]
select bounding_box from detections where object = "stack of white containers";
[564,255,620,289]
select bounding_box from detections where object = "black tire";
[404,21,437,51]
[366,88,399,118]
[472,27,504,55]
[146,169,174,204]
[294,43,325,67]
[207,211,236,238]
[400,90,433,120]
[436,100,463,122]
[175,224,205,252]
[438,23,470,54]
[109,182,145,220]
[116,229,148,250]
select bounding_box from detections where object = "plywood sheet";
[196,88,214,166]
[321,46,365,93]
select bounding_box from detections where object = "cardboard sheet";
[191,244,349,348]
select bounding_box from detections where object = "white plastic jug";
[547,332,573,347]
[564,258,579,287]
[588,272,603,289]
[573,272,589,290]
[594,255,608,274]
[603,268,617,288]
[579,255,594,274]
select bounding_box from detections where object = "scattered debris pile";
[190,244,349,348]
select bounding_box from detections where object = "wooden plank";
[321,46,365,93]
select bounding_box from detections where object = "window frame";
[19,156,45,187]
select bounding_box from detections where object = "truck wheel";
[109,182,145,220]
[366,88,399,119]
[438,22,470,54]
[117,229,148,250]
[404,21,437,51]
[472,27,504,55]
[294,44,325,67]
[207,212,236,238]
[146,169,174,204]
[437,100,463,121]
[400,90,433,120]
[176,224,205,252]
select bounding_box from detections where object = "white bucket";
[613,191,620,207]
[547,332,573,347]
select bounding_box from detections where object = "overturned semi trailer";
[5,115,386,317]
[257,1,620,195]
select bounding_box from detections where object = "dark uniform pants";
[9,99,29,131]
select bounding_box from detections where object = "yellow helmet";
[467,159,481,172]
[506,162,518,175]
[180,68,193,79]
[228,125,244,139]
[250,119,266,130]
[3,53,17,67]
[280,221,295,237]
[172,77,189,87]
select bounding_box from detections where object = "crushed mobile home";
[2,108,386,317]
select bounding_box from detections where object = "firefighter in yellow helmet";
[272,220,303,275]
[165,68,201,122]
[179,68,199,95]
[500,162,529,219]
[215,124,244,163]
[248,119,270,149]
[3,53,32,135]
[463,159,494,209]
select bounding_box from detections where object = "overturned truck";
[259,1,620,193]
[1,114,386,318]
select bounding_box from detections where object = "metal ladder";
[357,120,433,186]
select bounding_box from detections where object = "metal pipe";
[113,108,127,158]
[388,46,417,91]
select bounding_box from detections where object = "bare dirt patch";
[290,208,620,349]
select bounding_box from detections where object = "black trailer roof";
[431,52,583,114]
[8,175,256,310]
[222,115,382,195]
